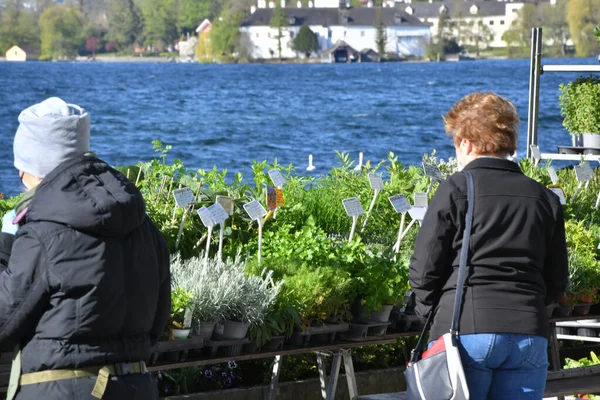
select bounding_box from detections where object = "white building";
[240,6,431,60]
[400,0,527,48]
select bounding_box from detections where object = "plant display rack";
[526,27,600,161]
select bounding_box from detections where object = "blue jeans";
[428,333,548,400]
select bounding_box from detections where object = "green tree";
[0,0,38,54]
[471,18,492,56]
[543,0,569,57]
[502,4,539,58]
[139,0,178,49]
[291,24,319,58]
[106,0,142,48]
[567,0,600,57]
[210,8,241,58]
[176,0,212,34]
[270,2,286,60]
[426,8,458,60]
[39,5,84,60]
[375,7,386,57]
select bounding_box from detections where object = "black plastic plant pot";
[347,324,369,339]
[553,303,573,318]
[243,340,260,354]
[576,328,598,337]
[367,324,389,337]
[217,344,244,357]
[555,327,571,336]
[263,336,286,351]
[573,303,592,317]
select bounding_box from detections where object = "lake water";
[0,58,596,196]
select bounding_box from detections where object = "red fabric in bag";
[421,337,446,359]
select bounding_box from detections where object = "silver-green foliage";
[170,253,283,326]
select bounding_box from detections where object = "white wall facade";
[240,24,430,59]
[406,2,523,48]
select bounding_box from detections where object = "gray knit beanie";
[14,97,90,178]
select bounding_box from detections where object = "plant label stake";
[268,170,286,219]
[389,194,412,253]
[362,173,384,231]
[197,206,216,260]
[216,195,235,216]
[548,167,559,185]
[572,162,593,203]
[422,163,442,195]
[548,187,567,205]
[342,198,365,242]
[208,203,229,260]
[243,200,268,263]
[268,169,286,189]
[414,192,428,208]
[530,145,542,167]
[172,188,197,249]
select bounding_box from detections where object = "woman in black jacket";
[0,97,171,400]
[409,92,568,399]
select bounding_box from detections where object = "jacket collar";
[463,157,523,174]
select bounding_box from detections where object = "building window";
[290,31,295,38]
[344,30,347,37]
[361,31,365,37]
[268,32,271,38]
[328,29,332,39]
[489,20,494,25]
[500,20,505,25]
[256,33,260,38]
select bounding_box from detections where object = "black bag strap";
[408,170,475,363]
[450,170,475,337]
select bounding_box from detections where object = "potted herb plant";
[559,75,600,149]
[169,287,194,339]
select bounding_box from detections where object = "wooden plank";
[547,365,600,381]
[356,393,407,400]
[147,332,418,372]
[545,376,600,397]
[550,315,600,323]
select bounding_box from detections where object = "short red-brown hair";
[443,92,518,156]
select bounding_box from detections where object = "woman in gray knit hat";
[0,97,171,400]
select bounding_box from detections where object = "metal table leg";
[326,350,343,400]
[549,322,565,400]
[342,349,358,399]
[317,352,328,400]
[267,355,282,400]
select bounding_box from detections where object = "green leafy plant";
[559,75,600,135]
[170,287,194,329]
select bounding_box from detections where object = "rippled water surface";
[0,58,595,195]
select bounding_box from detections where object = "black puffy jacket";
[0,154,170,399]
[410,157,568,341]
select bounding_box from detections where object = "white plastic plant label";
[422,163,442,181]
[368,173,385,190]
[268,170,286,188]
[408,207,427,222]
[208,203,229,224]
[549,188,566,205]
[342,198,365,217]
[216,195,235,216]
[548,167,559,185]
[414,192,428,208]
[173,188,196,208]
[575,162,593,183]
[197,207,216,228]
[389,194,411,214]
[183,307,193,329]
[244,200,267,221]
[529,145,542,163]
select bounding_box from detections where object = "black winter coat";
[409,157,568,341]
[0,154,170,399]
